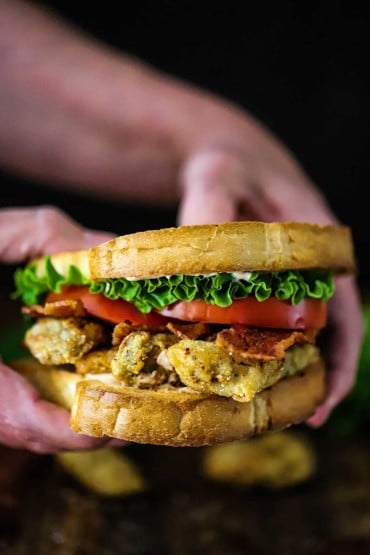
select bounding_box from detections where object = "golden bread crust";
[70,358,326,447]
[88,221,355,279]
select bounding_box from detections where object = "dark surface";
[1,432,370,555]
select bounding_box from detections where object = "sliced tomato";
[157,297,327,330]
[46,286,167,326]
[46,286,326,329]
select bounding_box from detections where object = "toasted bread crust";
[70,358,326,447]
[88,222,355,280]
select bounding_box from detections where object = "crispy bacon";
[22,299,87,319]
[113,320,210,347]
[216,326,317,362]
[112,320,167,346]
[166,321,210,340]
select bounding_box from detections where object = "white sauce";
[231,272,253,281]
[123,272,253,282]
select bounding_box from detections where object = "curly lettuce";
[13,256,335,313]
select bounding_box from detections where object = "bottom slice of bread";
[70,358,326,447]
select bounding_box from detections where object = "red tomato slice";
[46,286,327,329]
[46,286,167,326]
[158,297,327,330]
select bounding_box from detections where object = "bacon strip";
[22,299,87,318]
[112,320,209,347]
[112,320,167,345]
[166,321,210,340]
[216,326,317,362]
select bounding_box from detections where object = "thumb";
[82,229,115,249]
[0,206,114,264]
[0,361,107,453]
[178,149,244,225]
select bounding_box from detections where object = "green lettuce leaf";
[12,257,335,313]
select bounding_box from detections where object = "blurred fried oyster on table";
[56,448,147,497]
[202,431,317,489]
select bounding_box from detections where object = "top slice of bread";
[88,221,356,280]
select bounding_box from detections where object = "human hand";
[177,132,364,427]
[0,1,364,426]
[307,276,364,426]
[0,206,114,452]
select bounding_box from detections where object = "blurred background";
[1,2,369,285]
[1,3,370,553]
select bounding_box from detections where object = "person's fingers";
[179,148,363,429]
[0,206,114,263]
[307,277,364,426]
[0,206,115,452]
[178,149,245,225]
[106,439,130,448]
[27,399,108,453]
[0,362,107,453]
[178,146,337,226]
[82,229,114,249]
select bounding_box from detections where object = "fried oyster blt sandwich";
[11,221,355,446]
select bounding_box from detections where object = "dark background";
[1,8,370,551]
[1,2,369,286]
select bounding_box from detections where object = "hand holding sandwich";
[0,206,114,452]
[0,1,364,435]
[10,221,357,446]
[178,148,364,426]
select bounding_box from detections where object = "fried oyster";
[24,302,318,402]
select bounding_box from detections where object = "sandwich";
[11,221,355,446]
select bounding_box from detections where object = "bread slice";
[29,222,355,281]
[70,358,326,447]
[89,222,355,280]
[9,356,325,446]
